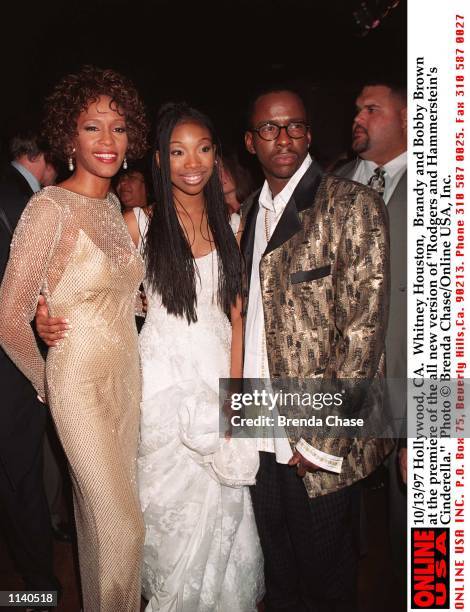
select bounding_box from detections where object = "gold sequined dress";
[0,186,145,612]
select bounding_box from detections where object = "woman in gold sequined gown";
[0,67,148,612]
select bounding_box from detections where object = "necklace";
[264,208,270,243]
[261,208,271,379]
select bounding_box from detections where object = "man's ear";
[28,152,45,164]
[245,131,256,155]
[155,151,160,167]
[306,129,312,149]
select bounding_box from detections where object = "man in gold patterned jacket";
[241,87,394,612]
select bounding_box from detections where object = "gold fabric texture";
[242,173,394,498]
[0,186,145,611]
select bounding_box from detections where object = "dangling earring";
[123,157,128,170]
[68,148,75,172]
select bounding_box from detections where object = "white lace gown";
[138,249,264,612]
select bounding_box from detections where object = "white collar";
[11,160,41,193]
[361,151,407,179]
[259,154,312,213]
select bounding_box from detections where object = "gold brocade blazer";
[241,161,395,498]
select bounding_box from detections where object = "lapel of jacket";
[387,169,407,213]
[264,160,324,255]
[11,165,34,197]
[5,164,35,228]
[241,161,324,295]
[240,188,261,293]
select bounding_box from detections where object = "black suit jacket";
[0,163,47,487]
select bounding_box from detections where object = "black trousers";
[251,452,360,612]
[0,427,58,591]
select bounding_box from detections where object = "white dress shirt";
[244,154,313,385]
[351,151,407,204]
[243,154,342,472]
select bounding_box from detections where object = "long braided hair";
[145,102,241,324]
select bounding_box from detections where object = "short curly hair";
[43,65,148,161]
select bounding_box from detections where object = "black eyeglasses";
[251,121,309,141]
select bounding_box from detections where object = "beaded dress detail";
[0,186,145,612]
[138,244,264,611]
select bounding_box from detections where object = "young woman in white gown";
[138,103,263,611]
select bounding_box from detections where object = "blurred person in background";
[0,129,60,609]
[116,160,154,254]
[41,155,59,187]
[219,151,256,235]
[336,79,407,603]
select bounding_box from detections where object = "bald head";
[352,85,407,166]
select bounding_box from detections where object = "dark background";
[0,0,406,170]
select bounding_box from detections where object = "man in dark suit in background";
[0,131,59,604]
[336,81,406,388]
[335,80,407,599]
